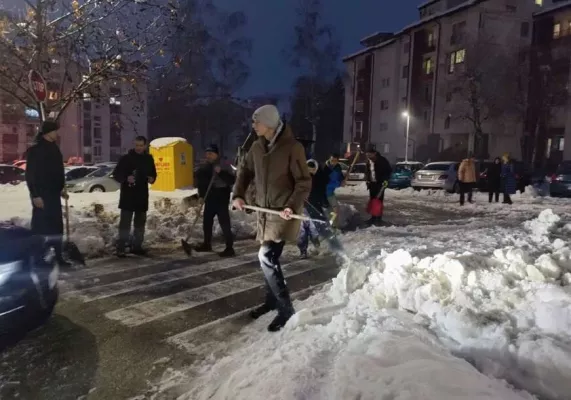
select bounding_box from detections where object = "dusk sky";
[215,0,419,99]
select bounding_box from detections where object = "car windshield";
[422,164,450,171]
[86,167,112,178]
[394,165,413,173]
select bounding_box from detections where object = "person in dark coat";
[112,136,157,256]
[194,144,235,257]
[487,157,502,203]
[297,159,329,258]
[25,120,69,267]
[501,154,516,205]
[364,144,392,226]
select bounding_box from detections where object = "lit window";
[48,91,58,100]
[554,23,561,38]
[535,0,542,5]
[423,58,434,75]
[455,49,466,63]
[427,31,435,48]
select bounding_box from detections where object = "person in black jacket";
[194,144,235,257]
[112,136,157,256]
[487,157,502,203]
[364,144,392,226]
[297,159,329,258]
[25,121,70,267]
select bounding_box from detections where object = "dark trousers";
[459,182,473,205]
[117,210,147,250]
[503,194,512,204]
[259,241,294,317]
[489,191,500,203]
[31,192,64,259]
[203,192,233,249]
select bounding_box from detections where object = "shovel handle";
[243,205,326,224]
[64,196,70,238]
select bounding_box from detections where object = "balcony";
[355,100,365,113]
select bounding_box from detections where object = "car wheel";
[450,182,460,194]
[412,187,421,192]
[90,185,105,193]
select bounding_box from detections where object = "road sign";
[28,70,47,103]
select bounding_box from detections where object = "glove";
[382,180,388,188]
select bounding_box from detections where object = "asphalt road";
[0,197,469,400]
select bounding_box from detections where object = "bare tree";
[0,0,179,121]
[443,34,516,158]
[285,0,340,154]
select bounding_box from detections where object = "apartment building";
[343,0,550,164]
[0,61,147,163]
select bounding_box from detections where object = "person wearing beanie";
[364,144,392,226]
[25,120,70,267]
[193,143,235,257]
[232,104,311,332]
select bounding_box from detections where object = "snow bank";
[0,183,359,259]
[150,137,187,148]
[172,210,571,400]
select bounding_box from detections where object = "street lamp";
[402,111,411,162]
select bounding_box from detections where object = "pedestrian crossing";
[58,242,339,344]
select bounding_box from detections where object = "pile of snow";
[150,137,187,148]
[0,183,359,258]
[166,210,571,400]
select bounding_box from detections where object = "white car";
[411,161,460,193]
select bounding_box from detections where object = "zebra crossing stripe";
[62,253,259,302]
[166,282,327,350]
[104,260,325,327]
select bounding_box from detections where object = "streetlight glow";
[402,111,411,162]
[402,111,409,118]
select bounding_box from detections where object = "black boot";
[56,257,72,268]
[219,247,235,258]
[131,246,148,256]
[194,243,212,252]
[267,312,293,332]
[249,303,275,320]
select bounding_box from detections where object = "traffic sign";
[28,70,47,103]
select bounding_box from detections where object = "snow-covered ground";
[0,183,358,258]
[151,207,571,400]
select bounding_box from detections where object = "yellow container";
[149,137,193,191]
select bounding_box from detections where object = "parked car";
[346,163,367,182]
[66,166,120,193]
[388,161,424,189]
[64,166,99,181]
[550,161,571,197]
[94,162,118,168]
[0,165,26,185]
[411,161,460,192]
[0,224,58,348]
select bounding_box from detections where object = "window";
[383,143,390,153]
[448,49,466,73]
[427,31,435,48]
[423,58,434,75]
[423,110,429,121]
[94,127,101,139]
[425,86,431,101]
[94,116,101,122]
[380,122,388,131]
[48,91,59,100]
[444,115,451,129]
[521,22,530,37]
[446,92,452,102]
[355,121,363,138]
[93,146,102,157]
[451,21,466,45]
[402,65,409,79]
[554,23,561,39]
[380,100,389,110]
[381,78,390,88]
[535,0,542,5]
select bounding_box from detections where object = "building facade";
[0,61,148,164]
[343,0,562,164]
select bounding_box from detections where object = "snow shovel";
[63,197,85,266]
[181,173,216,256]
[303,201,343,253]
[243,205,327,224]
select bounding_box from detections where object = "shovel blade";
[64,241,85,265]
[181,239,193,256]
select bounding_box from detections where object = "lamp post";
[402,111,411,162]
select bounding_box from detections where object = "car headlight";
[0,261,22,286]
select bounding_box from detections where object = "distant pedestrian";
[25,120,70,267]
[458,154,476,206]
[364,144,392,226]
[501,153,516,205]
[232,104,311,332]
[194,144,235,257]
[297,159,329,259]
[487,157,502,203]
[323,153,344,227]
[113,136,157,256]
